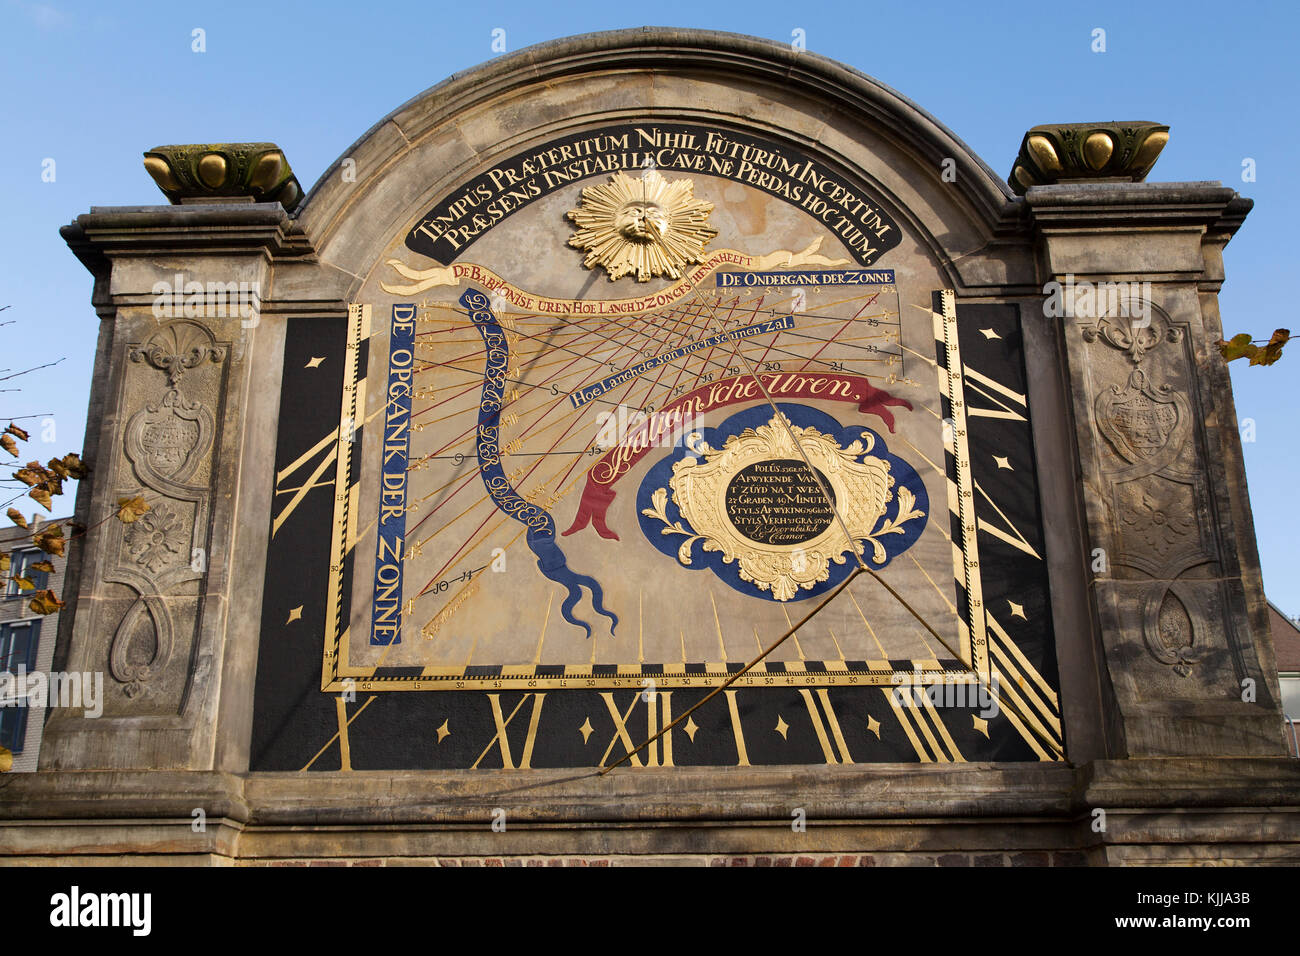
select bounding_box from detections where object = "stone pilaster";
[41,204,313,770]
[1027,183,1285,757]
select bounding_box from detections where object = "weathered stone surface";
[8,27,1292,864]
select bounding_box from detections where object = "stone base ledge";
[2,759,1297,865]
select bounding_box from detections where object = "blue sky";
[2,0,1296,615]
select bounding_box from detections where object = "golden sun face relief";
[567,169,719,282]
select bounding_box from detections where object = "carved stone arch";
[295,28,1022,296]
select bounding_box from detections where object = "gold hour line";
[417,333,658,466]
[779,605,807,661]
[753,626,764,655]
[963,366,1027,407]
[462,630,481,667]
[991,667,1062,755]
[414,406,624,603]
[335,697,352,771]
[409,431,572,516]
[638,590,644,664]
[404,291,908,621]
[890,432,947,482]
[472,694,531,768]
[680,629,687,664]
[411,310,862,449]
[400,297,904,633]
[300,695,378,771]
[422,518,529,622]
[885,435,952,549]
[846,588,890,659]
[986,613,1059,706]
[987,637,1061,732]
[898,342,939,368]
[276,429,337,484]
[590,617,599,665]
[884,691,934,762]
[826,626,846,662]
[973,479,1043,560]
[420,310,854,417]
[533,591,554,665]
[963,377,1027,419]
[272,446,337,536]
[913,694,959,763]
[710,589,727,660]
[276,478,335,496]
[909,554,959,616]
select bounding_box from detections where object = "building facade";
[1,28,1297,865]
[0,517,70,772]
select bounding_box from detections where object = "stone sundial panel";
[251,120,1062,770]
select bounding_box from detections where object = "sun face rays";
[566,169,719,282]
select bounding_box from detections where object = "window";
[5,549,48,598]
[0,620,40,673]
[0,706,28,754]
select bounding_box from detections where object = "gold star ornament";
[566,169,718,282]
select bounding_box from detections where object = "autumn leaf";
[117,496,150,523]
[0,555,9,573]
[1217,329,1291,366]
[0,746,11,773]
[5,423,29,442]
[46,456,68,478]
[31,560,54,573]
[1217,332,1256,362]
[13,467,42,487]
[32,525,65,557]
[6,508,27,529]
[12,576,34,591]
[0,435,16,457]
[28,589,65,616]
[1254,328,1291,366]
[59,453,89,480]
[29,487,52,511]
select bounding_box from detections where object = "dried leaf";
[32,525,65,557]
[6,508,27,529]
[46,457,68,478]
[0,435,16,458]
[31,560,54,573]
[1218,329,1291,366]
[5,423,29,442]
[116,496,151,523]
[0,554,9,573]
[28,589,65,616]
[0,746,11,773]
[12,576,34,591]
[13,467,42,487]
[29,487,52,511]
[60,453,89,480]
[1252,328,1291,366]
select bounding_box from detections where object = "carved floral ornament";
[1082,311,1182,365]
[129,321,226,388]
